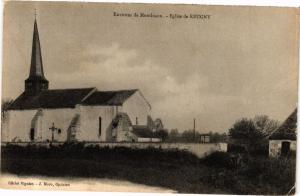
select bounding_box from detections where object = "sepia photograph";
[0,1,298,195]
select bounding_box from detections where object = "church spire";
[29,16,45,78]
[25,14,49,94]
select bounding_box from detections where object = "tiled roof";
[8,88,139,110]
[269,108,297,140]
[8,88,95,110]
[81,89,137,106]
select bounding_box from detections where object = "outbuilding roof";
[132,125,160,138]
[269,108,297,140]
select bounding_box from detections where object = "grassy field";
[1,144,296,194]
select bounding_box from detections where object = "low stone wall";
[1,142,227,158]
[86,142,227,158]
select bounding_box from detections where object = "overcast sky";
[2,2,298,132]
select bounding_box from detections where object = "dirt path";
[0,174,176,193]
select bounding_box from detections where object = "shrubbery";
[1,144,296,195]
[201,151,296,194]
[201,151,236,168]
[2,143,200,164]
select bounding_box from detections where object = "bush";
[201,152,245,169]
[201,152,296,194]
[201,152,232,168]
[227,143,247,153]
[1,144,200,165]
[239,156,296,194]
[248,157,294,194]
[1,145,296,195]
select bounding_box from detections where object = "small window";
[136,117,138,125]
[99,117,102,137]
[58,129,61,134]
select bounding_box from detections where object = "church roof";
[8,88,139,110]
[8,88,95,110]
[81,89,138,106]
[269,108,297,140]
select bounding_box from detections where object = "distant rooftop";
[132,125,160,138]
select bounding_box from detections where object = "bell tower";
[25,14,49,94]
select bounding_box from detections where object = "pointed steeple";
[25,15,49,94]
[29,18,45,78]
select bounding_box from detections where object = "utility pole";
[193,118,196,142]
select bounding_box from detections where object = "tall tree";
[228,116,280,153]
[1,99,13,120]
[229,118,264,152]
[229,118,264,140]
[169,129,179,138]
[155,129,169,142]
[253,115,280,137]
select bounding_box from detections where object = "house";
[199,134,210,143]
[269,108,297,157]
[131,125,162,142]
[1,18,160,143]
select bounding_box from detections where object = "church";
[1,18,162,143]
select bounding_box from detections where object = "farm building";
[269,108,297,157]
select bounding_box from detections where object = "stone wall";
[85,142,227,158]
[1,142,227,158]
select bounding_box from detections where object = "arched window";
[30,128,35,141]
[99,117,102,137]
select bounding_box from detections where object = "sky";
[2,2,298,133]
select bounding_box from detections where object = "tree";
[229,118,264,141]
[169,129,179,138]
[209,132,228,143]
[154,118,164,131]
[228,116,280,154]
[182,129,195,142]
[229,118,264,153]
[155,129,169,142]
[1,99,13,120]
[253,115,280,137]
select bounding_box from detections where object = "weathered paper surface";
[1,1,298,194]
